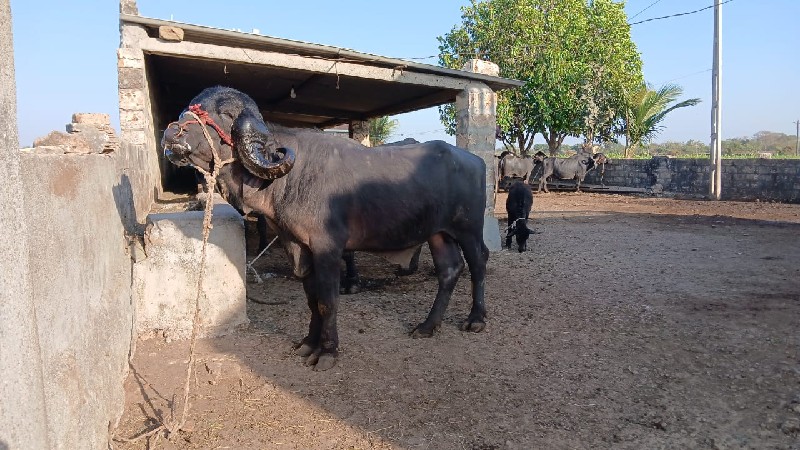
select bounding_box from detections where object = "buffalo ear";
[231,112,295,180]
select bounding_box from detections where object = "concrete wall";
[0,1,50,448]
[582,157,800,202]
[19,152,134,449]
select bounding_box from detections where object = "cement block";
[134,197,248,340]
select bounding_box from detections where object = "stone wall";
[118,23,163,223]
[582,157,800,202]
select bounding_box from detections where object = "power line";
[630,0,664,20]
[657,68,712,85]
[629,0,735,26]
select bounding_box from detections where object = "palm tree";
[623,83,701,158]
[368,116,398,146]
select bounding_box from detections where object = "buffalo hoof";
[396,267,417,276]
[295,342,315,357]
[340,277,361,295]
[314,354,337,371]
[294,342,338,370]
[459,318,486,332]
[410,323,438,338]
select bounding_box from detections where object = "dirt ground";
[114,192,800,449]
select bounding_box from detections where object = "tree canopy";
[438,0,643,155]
[368,116,398,146]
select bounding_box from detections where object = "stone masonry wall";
[582,157,800,203]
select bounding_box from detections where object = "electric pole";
[795,119,799,157]
[709,0,723,200]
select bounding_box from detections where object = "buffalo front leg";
[411,233,464,338]
[539,176,550,193]
[505,226,514,249]
[296,253,341,371]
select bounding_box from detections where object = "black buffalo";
[504,181,533,252]
[339,137,424,295]
[161,86,489,371]
[533,151,608,193]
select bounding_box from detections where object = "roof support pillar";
[456,59,501,251]
[349,120,371,147]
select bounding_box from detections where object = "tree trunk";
[545,130,565,156]
[624,143,636,158]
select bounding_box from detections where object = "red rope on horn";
[188,104,234,148]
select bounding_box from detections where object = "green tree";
[623,83,700,158]
[368,116,398,146]
[438,0,643,156]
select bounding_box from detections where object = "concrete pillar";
[456,59,501,251]
[350,120,371,147]
[0,1,51,448]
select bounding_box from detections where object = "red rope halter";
[185,104,234,148]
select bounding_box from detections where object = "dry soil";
[114,192,800,450]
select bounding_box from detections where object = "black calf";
[505,181,533,252]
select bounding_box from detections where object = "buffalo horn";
[231,113,295,179]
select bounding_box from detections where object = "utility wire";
[657,68,712,85]
[629,0,664,20]
[630,0,735,25]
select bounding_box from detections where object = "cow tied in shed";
[505,181,533,252]
[533,151,608,193]
[161,86,489,371]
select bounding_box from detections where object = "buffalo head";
[507,218,531,252]
[161,86,295,180]
[593,153,609,165]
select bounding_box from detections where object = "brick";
[158,26,184,42]
[119,89,145,110]
[117,48,144,69]
[71,113,110,126]
[118,67,144,89]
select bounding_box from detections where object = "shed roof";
[121,14,523,128]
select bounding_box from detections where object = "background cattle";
[533,151,608,193]
[162,86,489,371]
[497,151,536,188]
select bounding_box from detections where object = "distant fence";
[581,156,800,203]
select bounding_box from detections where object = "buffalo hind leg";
[411,233,464,338]
[458,235,488,332]
[340,250,361,294]
[296,251,341,371]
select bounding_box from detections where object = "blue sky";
[9,0,800,148]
